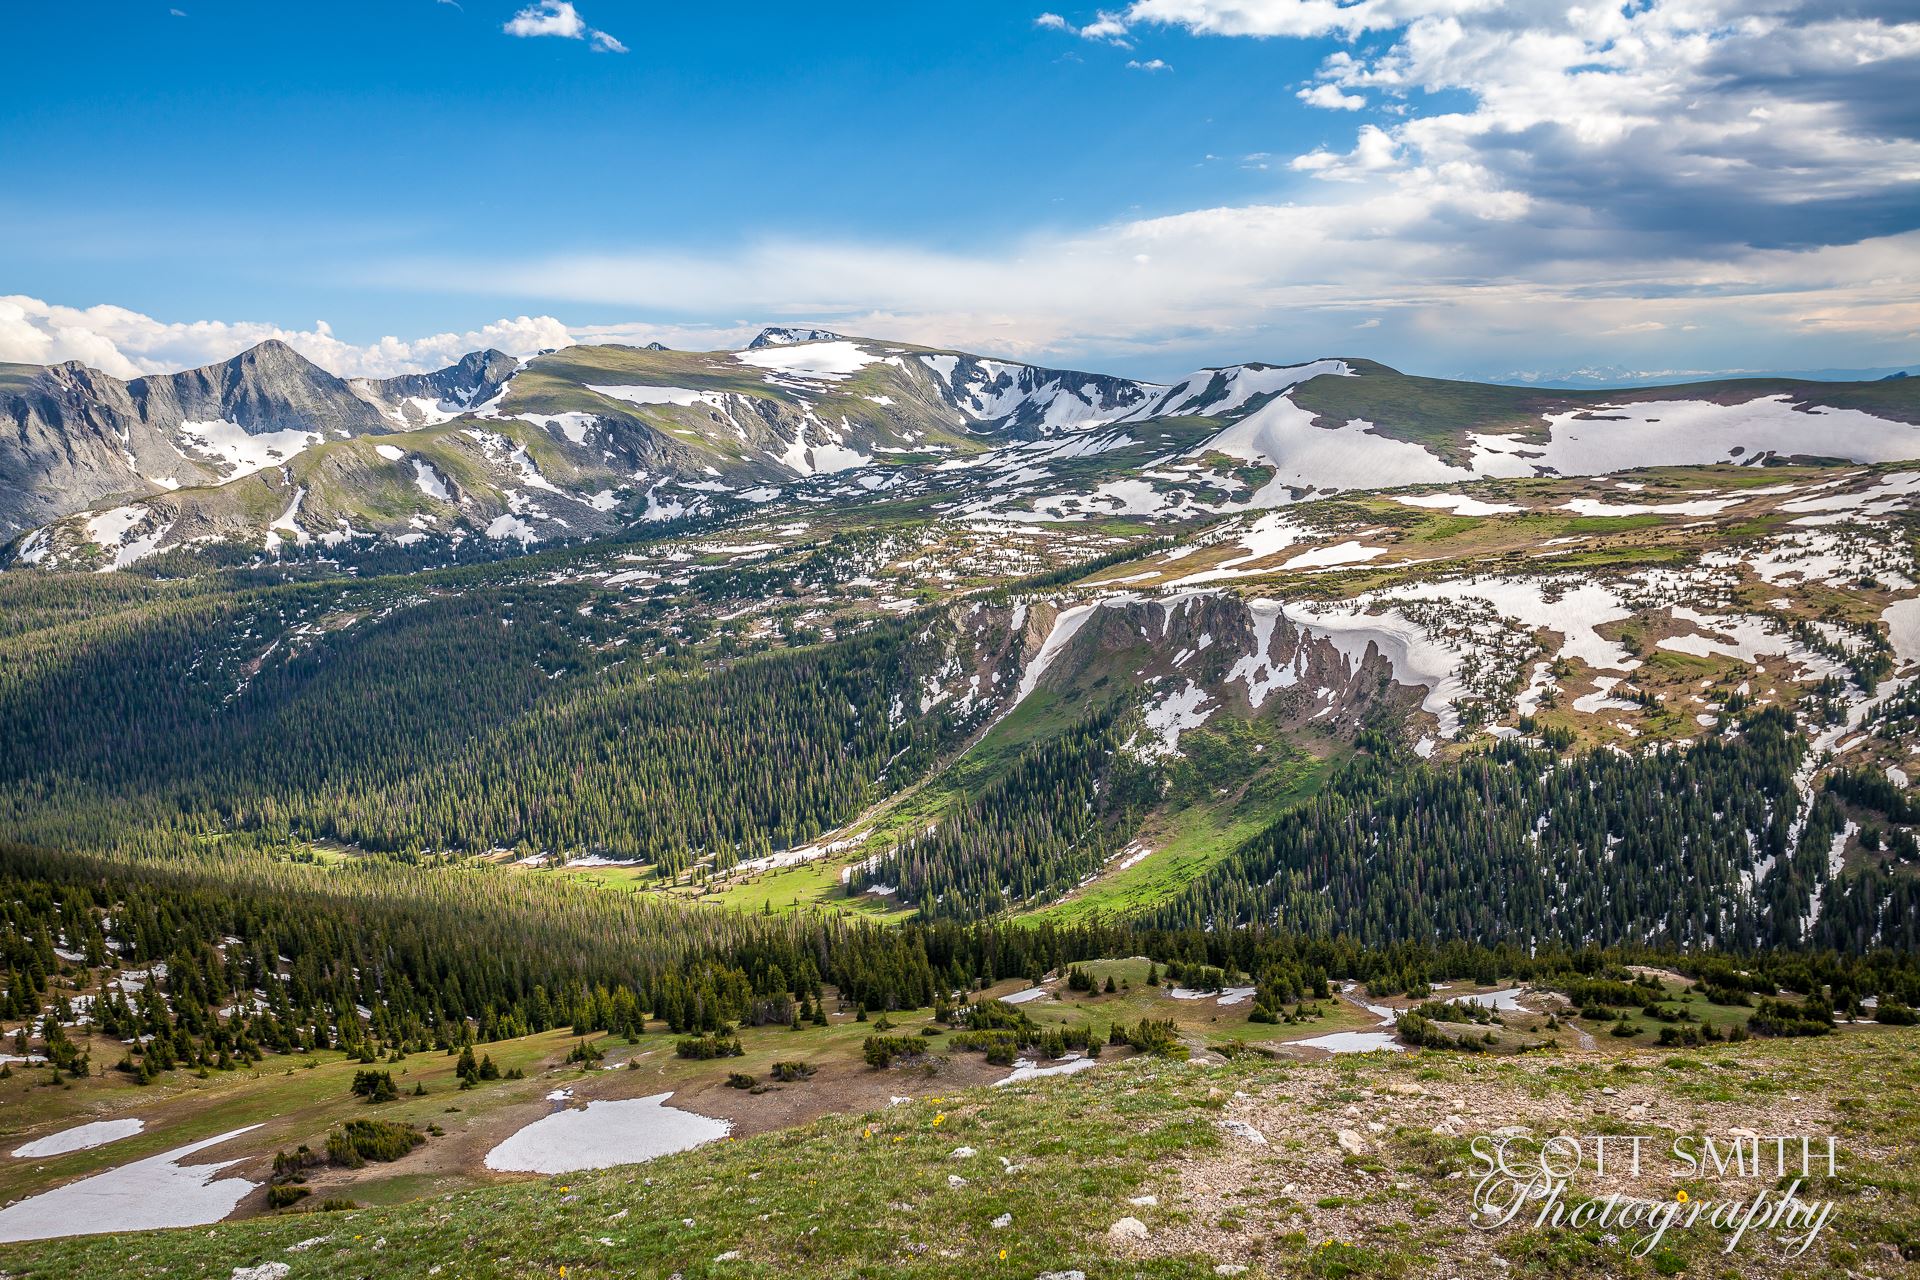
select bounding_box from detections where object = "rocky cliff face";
[0,343,514,537]
[359,349,519,426]
[128,340,389,436]
[0,361,159,533]
[930,592,1430,749]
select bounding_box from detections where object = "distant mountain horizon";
[1469,362,1920,390]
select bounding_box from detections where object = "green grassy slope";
[4,1030,1910,1280]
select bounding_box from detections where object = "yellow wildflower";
[1676,1189,1690,1203]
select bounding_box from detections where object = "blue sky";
[2,1,1917,382]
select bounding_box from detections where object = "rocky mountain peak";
[747,326,847,350]
[124,339,385,437]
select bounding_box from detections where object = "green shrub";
[1119,1017,1186,1059]
[271,1144,324,1185]
[328,1119,425,1167]
[349,1069,398,1103]
[675,1033,743,1060]
[1748,998,1833,1038]
[862,1035,924,1068]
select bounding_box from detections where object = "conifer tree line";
[851,707,1156,916]
[1150,710,1920,952]
[7,834,1920,1089]
[0,566,980,863]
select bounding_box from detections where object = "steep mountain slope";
[354,347,521,427]
[469,459,1913,943]
[0,340,516,538]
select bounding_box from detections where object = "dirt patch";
[1125,1042,1895,1278]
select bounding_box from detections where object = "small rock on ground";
[1220,1119,1267,1145]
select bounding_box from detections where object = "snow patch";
[484,1093,729,1174]
[0,1125,261,1243]
[10,1118,145,1159]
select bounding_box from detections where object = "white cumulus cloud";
[503,1,583,39]
[1297,83,1364,110]
[0,296,574,380]
[502,1,625,52]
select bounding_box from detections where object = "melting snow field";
[1885,598,1920,668]
[1289,1031,1406,1054]
[735,341,877,382]
[1392,492,1522,516]
[0,1125,260,1243]
[1167,512,1309,586]
[1000,986,1051,1005]
[83,505,164,570]
[921,356,1149,432]
[175,419,322,479]
[10,1118,145,1159]
[588,384,710,407]
[994,1054,1101,1086]
[1283,601,1473,733]
[1288,983,1407,1053]
[483,1093,730,1174]
[1011,602,1103,706]
[1204,394,1473,504]
[1167,986,1257,1005]
[1134,359,1346,422]
[1445,988,1527,1012]
[1471,397,1920,476]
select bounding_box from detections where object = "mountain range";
[5,325,1920,1259]
[5,330,1918,571]
[3,325,1918,948]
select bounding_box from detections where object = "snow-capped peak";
[747,326,847,350]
